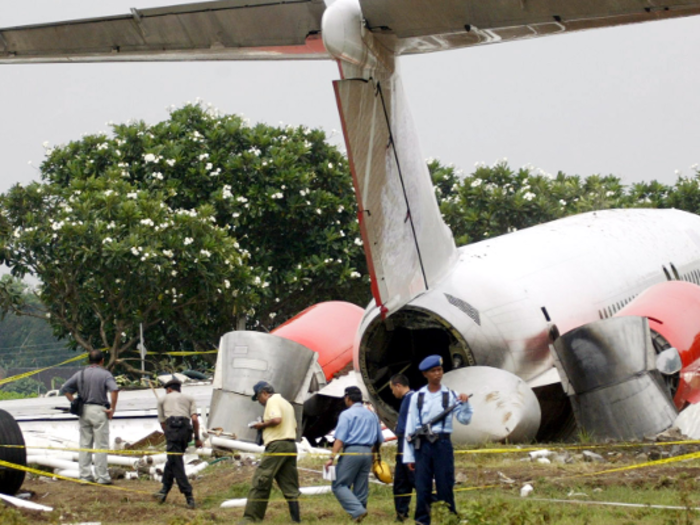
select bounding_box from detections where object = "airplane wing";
[361,0,700,55]
[0,0,328,63]
[3,0,700,64]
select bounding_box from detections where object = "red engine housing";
[272,301,364,381]
[617,281,700,408]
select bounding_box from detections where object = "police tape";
[0,347,217,389]
[0,457,152,495]
[4,439,700,459]
[5,445,700,507]
[0,353,89,387]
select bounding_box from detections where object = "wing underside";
[0,0,328,63]
[3,0,700,63]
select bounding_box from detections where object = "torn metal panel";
[208,331,326,443]
[553,316,678,440]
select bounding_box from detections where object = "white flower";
[102,237,113,244]
[130,247,140,256]
[166,159,176,167]
[184,237,194,246]
[205,162,213,170]
[198,153,209,160]
[143,153,157,163]
[559,199,567,206]
[523,192,536,201]
[127,192,138,199]
[236,196,248,204]
[153,172,164,180]
[104,190,115,197]
[171,270,178,276]
[354,238,363,246]
[200,249,212,257]
[316,209,322,215]
[606,191,615,197]
[163,249,174,258]
[222,185,233,199]
[224,279,231,289]
[350,271,361,279]
[140,218,154,226]
[328,163,334,169]
[471,179,482,188]
[272,192,283,200]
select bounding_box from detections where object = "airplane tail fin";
[334,62,457,315]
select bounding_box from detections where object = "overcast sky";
[1,1,699,197]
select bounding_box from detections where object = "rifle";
[407,395,471,450]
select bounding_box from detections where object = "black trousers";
[393,437,415,517]
[414,436,455,525]
[162,417,193,497]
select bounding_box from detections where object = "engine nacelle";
[616,281,700,408]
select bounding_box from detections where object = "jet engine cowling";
[615,280,700,408]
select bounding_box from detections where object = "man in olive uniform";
[239,381,301,523]
[153,377,202,509]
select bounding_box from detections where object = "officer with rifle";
[403,355,473,525]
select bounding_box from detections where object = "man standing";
[390,374,414,522]
[403,355,473,525]
[153,377,202,509]
[325,386,383,523]
[60,350,119,484]
[239,381,301,524]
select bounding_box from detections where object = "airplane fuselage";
[356,208,700,426]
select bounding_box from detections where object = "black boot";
[288,500,301,523]
[186,496,196,509]
[152,488,168,504]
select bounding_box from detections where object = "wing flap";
[0,0,328,63]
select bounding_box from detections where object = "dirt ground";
[7,442,700,524]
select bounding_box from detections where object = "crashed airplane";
[1,0,700,463]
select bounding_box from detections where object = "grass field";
[4,441,700,524]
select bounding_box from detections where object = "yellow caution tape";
[0,458,151,495]
[0,353,89,387]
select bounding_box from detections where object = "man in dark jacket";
[390,374,414,522]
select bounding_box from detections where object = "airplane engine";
[208,331,326,443]
[208,301,363,444]
[552,281,700,441]
[614,281,700,409]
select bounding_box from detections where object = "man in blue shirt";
[324,386,383,523]
[403,355,473,525]
[390,373,414,522]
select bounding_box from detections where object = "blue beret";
[419,355,443,372]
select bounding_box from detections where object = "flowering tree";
[0,103,368,371]
[430,159,700,245]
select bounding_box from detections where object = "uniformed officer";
[153,377,202,509]
[390,374,414,522]
[403,355,473,525]
[325,386,384,523]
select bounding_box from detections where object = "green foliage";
[1,376,45,397]
[0,505,30,525]
[0,103,368,374]
[430,160,700,245]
